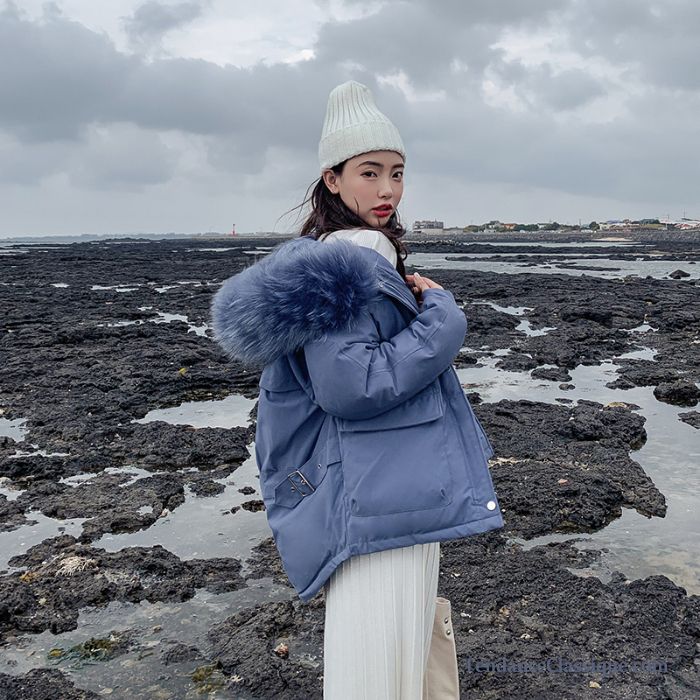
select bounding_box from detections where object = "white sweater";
[319,228,398,268]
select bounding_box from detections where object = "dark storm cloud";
[0,4,334,151]
[565,0,700,91]
[0,0,699,208]
[0,135,73,185]
[313,5,488,89]
[0,3,339,187]
[313,0,564,91]
[122,0,207,48]
[494,60,607,111]
[413,85,700,205]
[334,0,563,24]
[0,3,133,142]
[533,68,606,111]
[69,123,179,190]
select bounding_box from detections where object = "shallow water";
[408,252,700,279]
[457,348,700,594]
[132,393,256,430]
[0,417,29,441]
[0,511,88,572]
[95,308,211,336]
[0,579,292,699]
[93,443,272,566]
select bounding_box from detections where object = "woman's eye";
[362,171,402,179]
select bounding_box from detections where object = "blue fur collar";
[210,236,381,367]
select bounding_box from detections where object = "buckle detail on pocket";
[287,469,315,497]
[273,457,332,509]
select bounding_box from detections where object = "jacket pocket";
[272,437,342,509]
[267,445,345,596]
[337,382,454,517]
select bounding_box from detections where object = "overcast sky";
[1,0,699,237]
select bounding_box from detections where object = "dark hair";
[280,159,409,279]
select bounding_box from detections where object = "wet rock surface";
[445,270,699,390]
[13,471,186,542]
[0,534,245,640]
[0,667,101,699]
[437,532,700,700]
[476,398,666,537]
[678,410,700,429]
[0,492,35,532]
[653,380,700,407]
[206,596,326,698]
[196,531,700,699]
[1,235,699,697]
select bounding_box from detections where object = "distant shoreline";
[2,227,699,247]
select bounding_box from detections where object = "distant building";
[413,220,444,234]
[659,218,700,230]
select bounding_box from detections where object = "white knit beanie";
[318,80,406,171]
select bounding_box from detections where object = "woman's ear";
[322,169,340,194]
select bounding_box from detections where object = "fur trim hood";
[210,236,380,368]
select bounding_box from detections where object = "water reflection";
[458,348,700,593]
[0,512,87,571]
[0,580,292,699]
[93,443,271,568]
[132,394,256,430]
[0,416,29,441]
[409,252,700,279]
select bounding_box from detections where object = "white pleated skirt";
[322,541,441,699]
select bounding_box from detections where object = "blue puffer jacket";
[210,234,504,602]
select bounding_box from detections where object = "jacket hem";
[296,512,505,602]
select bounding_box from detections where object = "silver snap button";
[446,629,451,635]
[444,617,449,624]
[486,500,496,510]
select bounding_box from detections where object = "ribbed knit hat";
[318,80,406,171]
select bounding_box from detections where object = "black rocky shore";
[1,233,699,699]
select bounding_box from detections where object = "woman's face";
[322,150,404,227]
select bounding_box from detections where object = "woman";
[210,80,503,699]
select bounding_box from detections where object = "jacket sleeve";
[303,288,467,420]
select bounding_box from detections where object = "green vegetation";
[48,633,129,668]
[191,661,227,694]
[456,218,673,233]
